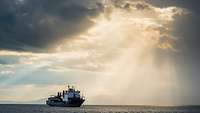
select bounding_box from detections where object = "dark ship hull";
[46,98,85,107]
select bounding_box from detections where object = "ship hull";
[46,98,85,107]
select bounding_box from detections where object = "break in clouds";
[0,0,200,105]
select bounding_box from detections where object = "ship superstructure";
[46,85,85,107]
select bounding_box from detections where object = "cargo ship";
[46,85,85,107]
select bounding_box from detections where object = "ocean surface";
[0,104,199,113]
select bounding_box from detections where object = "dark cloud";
[173,13,200,104]
[0,0,101,52]
[146,0,200,12]
[111,0,151,10]
[146,0,200,104]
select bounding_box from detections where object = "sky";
[0,0,200,105]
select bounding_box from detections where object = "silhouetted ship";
[46,85,85,107]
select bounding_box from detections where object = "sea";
[0,104,199,113]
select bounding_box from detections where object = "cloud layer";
[0,0,102,52]
[0,0,200,105]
